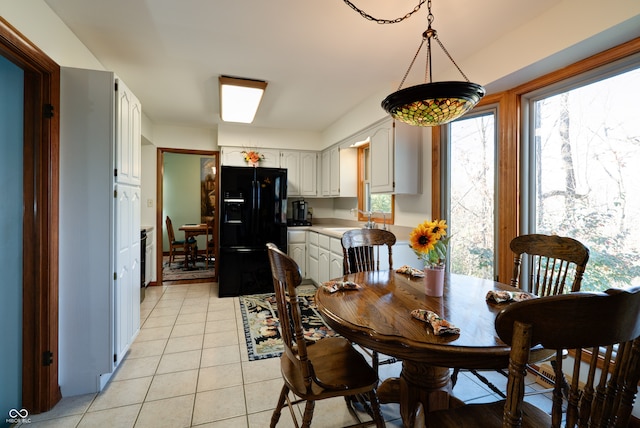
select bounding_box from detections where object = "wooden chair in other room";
[452,233,590,396]
[428,285,640,428]
[165,216,183,264]
[266,243,385,428]
[205,218,215,268]
[165,216,195,266]
[341,229,397,372]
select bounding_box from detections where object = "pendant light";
[381,0,485,126]
[343,0,485,127]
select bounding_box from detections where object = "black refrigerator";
[218,165,288,297]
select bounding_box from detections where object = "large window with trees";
[523,61,640,291]
[434,38,640,286]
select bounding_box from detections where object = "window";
[357,143,394,226]
[443,110,497,280]
[433,38,640,285]
[523,62,640,291]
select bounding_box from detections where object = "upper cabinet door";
[299,152,318,196]
[281,150,301,195]
[370,122,394,193]
[370,119,421,194]
[115,78,142,186]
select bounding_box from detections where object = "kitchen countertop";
[288,221,411,241]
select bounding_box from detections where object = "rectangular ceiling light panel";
[219,76,267,123]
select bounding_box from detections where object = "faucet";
[357,210,377,229]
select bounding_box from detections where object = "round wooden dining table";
[315,269,545,427]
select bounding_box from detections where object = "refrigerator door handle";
[251,179,259,235]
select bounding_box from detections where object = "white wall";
[151,124,217,151]
[218,122,321,150]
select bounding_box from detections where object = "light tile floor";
[24,282,554,427]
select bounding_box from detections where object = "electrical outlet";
[146,199,153,207]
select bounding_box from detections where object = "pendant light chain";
[342,0,427,24]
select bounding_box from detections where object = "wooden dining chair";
[510,233,590,295]
[266,243,385,428]
[452,233,590,395]
[427,285,640,428]
[165,216,184,264]
[341,229,396,275]
[341,229,397,373]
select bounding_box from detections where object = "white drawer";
[288,230,306,244]
[330,237,343,254]
[318,234,330,249]
[308,243,319,258]
[308,231,318,245]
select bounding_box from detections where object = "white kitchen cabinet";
[329,237,345,280]
[307,231,319,284]
[59,67,141,395]
[220,147,280,168]
[330,146,340,195]
[318,234,331,284]
[300,151,318,196]
[320,145,357,197]
[339,148,357,197]
[321,150,331,196]
[287,229,307,277]
[370,119,422,194]
[281,150,318,197]
[115,79,142,186]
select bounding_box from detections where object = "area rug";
[240,284,338,360]
[162,256,215,282]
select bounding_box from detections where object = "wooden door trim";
[0,17,61,413]
[156,148,220,286]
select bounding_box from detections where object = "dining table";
[315,269,550,427]
[178,223,208,268]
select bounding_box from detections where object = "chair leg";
[367,390,385,428]
[451,367,460,387]
[270,385,289,428]
[301,400,315,428]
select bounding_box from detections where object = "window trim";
[357,143,395,225]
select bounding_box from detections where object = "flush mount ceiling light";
[344,0,485,127]
[219,76,268,123]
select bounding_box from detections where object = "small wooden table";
[315,270,548,427]
[179,224,208,268]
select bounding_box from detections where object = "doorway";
[0,18,61,413]
[156,148,220,286]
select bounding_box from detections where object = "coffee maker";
[290,199,312,226]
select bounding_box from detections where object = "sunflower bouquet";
[409,219,451,268]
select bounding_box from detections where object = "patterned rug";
[239,284,338,360]
[162,256,215,282]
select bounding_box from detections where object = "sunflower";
[409,219,452,268]
[428,219,448,240]
[409,221,438,254]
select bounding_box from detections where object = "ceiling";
[44,0,562,132]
